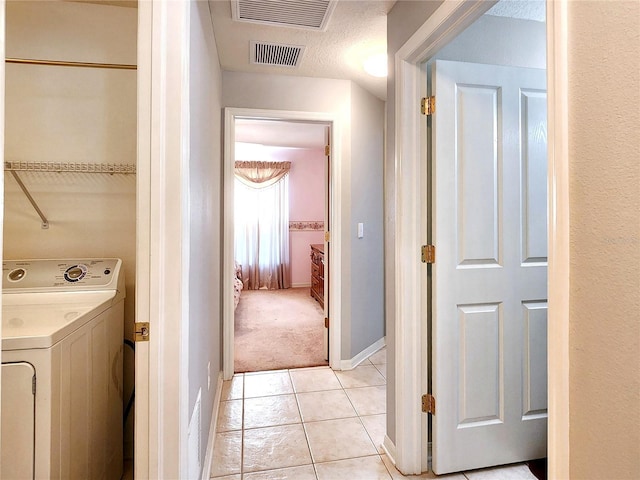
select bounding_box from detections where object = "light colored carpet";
[234,287,328,373]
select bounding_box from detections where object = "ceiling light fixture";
[363,53,388,78]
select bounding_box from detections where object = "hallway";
[210,348,539,479]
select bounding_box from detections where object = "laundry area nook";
[1,1,137,478]
[1,259,126,478]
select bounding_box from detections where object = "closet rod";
[10,171,49,229]
[6,57,136,70]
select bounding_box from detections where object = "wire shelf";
[4,161,136,174]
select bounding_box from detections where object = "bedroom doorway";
[223,109,338,377]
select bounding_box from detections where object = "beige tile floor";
[211,347,539,480]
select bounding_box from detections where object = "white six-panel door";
[431,60,548,474]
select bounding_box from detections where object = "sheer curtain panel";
[234,161,291,290]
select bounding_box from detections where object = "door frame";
[222,107,342,380]
[136,0,192,478]
[0,0,5,443]
[392,0,569,476]
[135,0,151,477]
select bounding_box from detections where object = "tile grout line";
[229,358,389,479]
[347,366,393,479]
[289,369,321,480]
[240,374,245,478]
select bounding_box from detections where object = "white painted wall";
[3,0,137,456]
[187,0,223,473]
[433,14,546,68]
[567,1,640,477]
[222,71,385,360]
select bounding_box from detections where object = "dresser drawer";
[311,260,323,278]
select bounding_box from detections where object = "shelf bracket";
[10,170,49,229]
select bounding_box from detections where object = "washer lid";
[2,290,116,350]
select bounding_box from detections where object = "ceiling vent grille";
[232,0,337,31]
[251,41,305,68]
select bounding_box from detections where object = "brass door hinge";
[421,245,435,264]
[421,96,435,115]
[135,322,150,342]
[422,394,435,415]
[325,145,330,156]
[325,231,330,242]
[325,317,329,328]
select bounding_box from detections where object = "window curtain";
[234,161,291,290]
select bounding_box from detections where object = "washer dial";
[64,264,88,282]
[7,268,26,282]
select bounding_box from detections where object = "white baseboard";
[201,372,224,480]
[383,436,430,476]
[339,337,385,370]
[291,282,311,288]
[382,435,397,464]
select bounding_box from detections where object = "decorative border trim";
[289,221,324,231]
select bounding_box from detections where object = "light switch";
[357,223,364,238]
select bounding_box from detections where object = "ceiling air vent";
[232,0,337,31]
[251,41,305,68]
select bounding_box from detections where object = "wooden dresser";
[310,244,324,309]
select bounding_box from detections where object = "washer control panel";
[2,259,121,290]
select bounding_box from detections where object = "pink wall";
[288,148,325,220]
[285,147,325,286]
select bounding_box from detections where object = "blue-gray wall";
[188,1,223,473]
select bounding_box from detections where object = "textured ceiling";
[227,0,545,147]
[235,119,327,149]
[485,0,545,22]
[209,0,395,101]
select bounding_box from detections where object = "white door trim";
[392,0,570,475]
[545,1,571,478]
[137,1,192,478]
[223,107,342,380]
[0,0,5,426]
[134,0,152,477]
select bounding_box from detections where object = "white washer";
[1,259,125,480]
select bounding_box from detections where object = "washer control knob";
[64,264,87,282]
[8,268,26,282]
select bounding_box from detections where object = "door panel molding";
[520,89,549,265]
[432,60,547,474]
[455,84,500,267]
